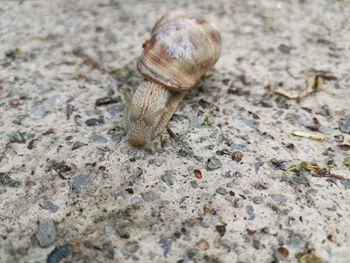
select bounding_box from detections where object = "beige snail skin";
[123,11,222,151]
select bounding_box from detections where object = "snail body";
[123,11,222,150]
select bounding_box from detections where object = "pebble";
[215,225,226,237]
[158,236,172,257]
[216,187,227,195]
[125,240,140,254]
[47,243,72,263]
[223,171,242,178]
[89,133,108,143]
[141,191,156,202]
[255,161,264,174]
[271,110,284,120]
[190,180,198,189]
[69,174,92,192]
[127,147,145,159]
[206,158,222,171]
[318,126,333,135]
[31,106,46,118]
[39,199,59,213]
[71,141,86,150]
[148,157,165,167]
[339,115,350,134]
[106,105,124,116]
[288,234,304,249]
[35,219,56,247]
[232,116,259,129]
[253,239,261,249]
[161,170,174,186]
[271,194,288,204]
[341,179,350,187]
[245,205,255,220]
[221,239,237,250]
[0,173,21,187]
[8,131,26,144]
[110,131,125,143]
[190,116,205,127]
[12,115,26,125]
[85,116,105,126]
[5,49,17,59]
[278,44,292,53]
[114,214,131,239]
[262,227,277,236]
[252,196,263,205]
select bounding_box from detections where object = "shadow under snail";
[123,11,222,151]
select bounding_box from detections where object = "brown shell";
[137,12,222,91]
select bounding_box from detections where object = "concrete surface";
[0,0,350,262]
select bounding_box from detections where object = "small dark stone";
[215,225,226,237]
[89,133,108,143]
[246,205,255,220]
[8,131,26,144]
[177,146,194,157]
[341,179,350,187]
[106,105,124,116]
[47,243,72,263]
[69,174,92,192]
[51,160,71,175]
[95,96,120,107]
[270,158,288,170]
[190,180,198,189]
[0,173,20,187]
[271,194,288,204]
[216,187,227,195]
[125,240,140,254]
[71,141,86,150]
[40,199,59,213]
[159,236,172,257]
[223,171,242,178]
[35,219,56,248]
[125,188,134,194]
[206,158,222,171]
[141,191,156,202]
[253,239,261,249]
[278,44,292,54]
[255,161,264,174]
[85,116,105,126]
[161,170,174,186]
[5,49,17,59]
[339,115,350,134]
[216,149,231,155]
[262,227,277,236]
[174,232,181,238]
[288,234,304,249]
[110,131,125,143]
[252,196,263,204]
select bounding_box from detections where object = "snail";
[123,11,222,151]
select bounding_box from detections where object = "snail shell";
[137,12,222,91]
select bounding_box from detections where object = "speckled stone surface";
[0,0,350,262]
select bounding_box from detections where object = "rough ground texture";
[0,0,350,262]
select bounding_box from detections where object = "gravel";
[339,115,350,134]
[69,174,93,192]
[206,158,223,170]
[35,219,56,248]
